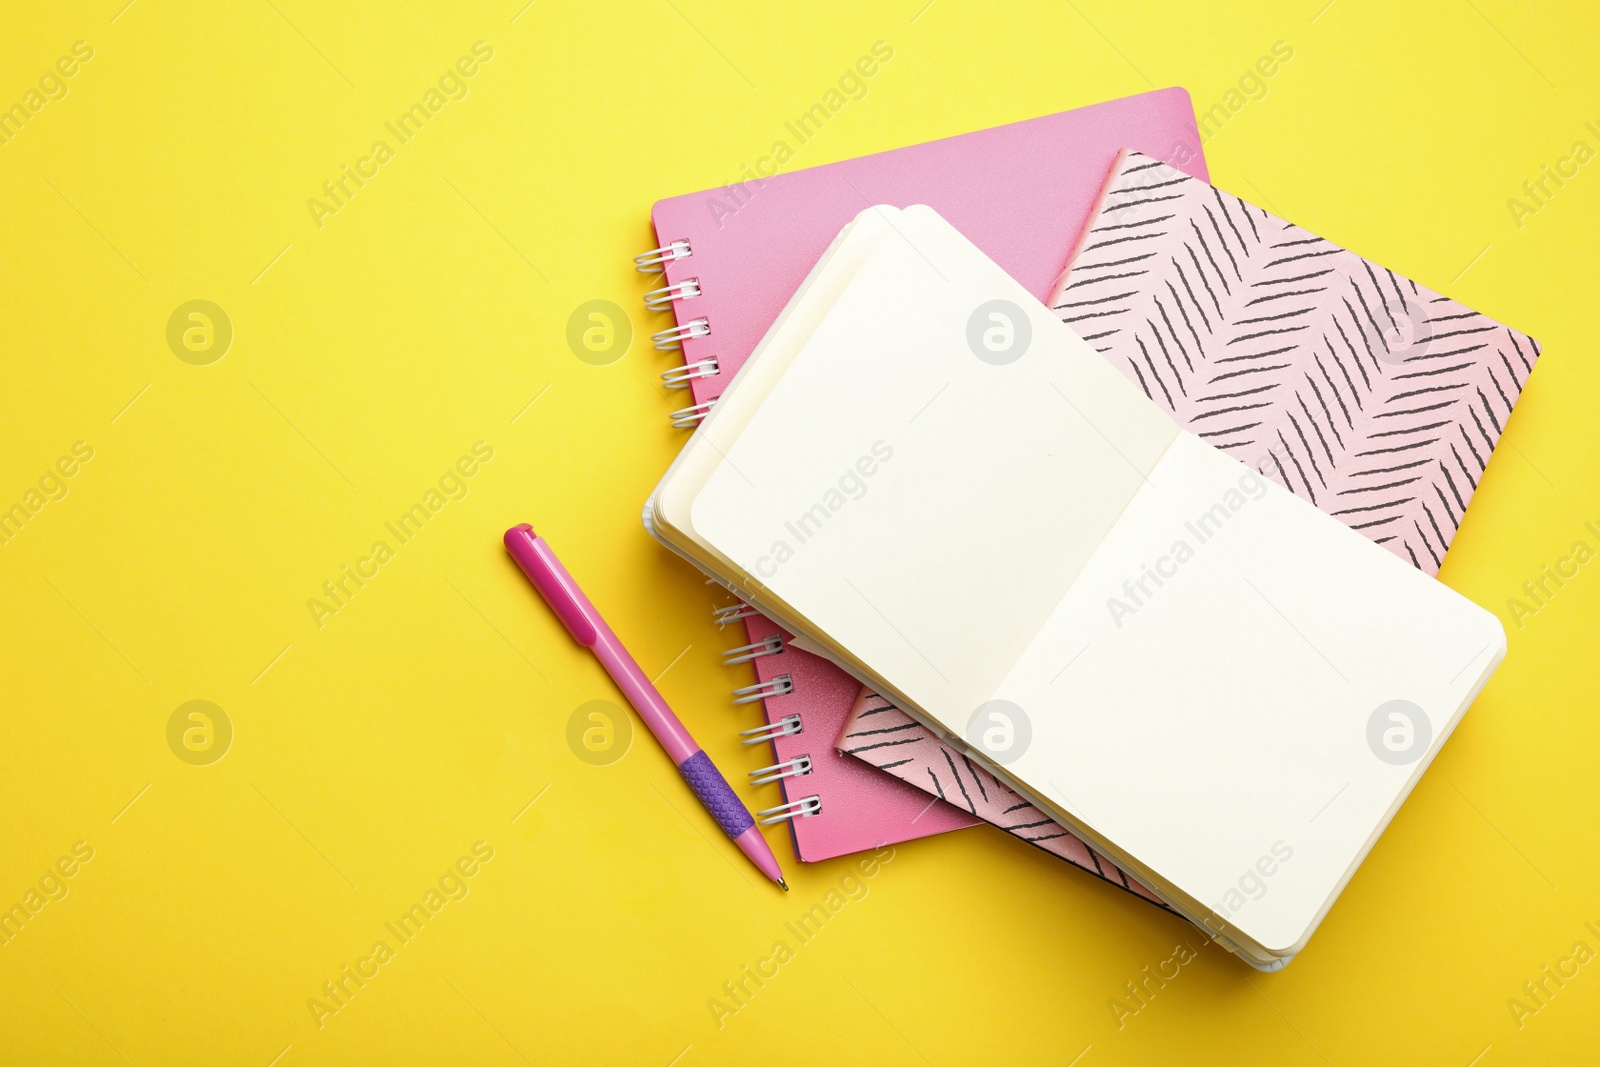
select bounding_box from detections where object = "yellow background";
[2,1,1596,1063]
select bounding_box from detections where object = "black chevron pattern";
[1053,151,1540,574]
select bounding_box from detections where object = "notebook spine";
[650,209,824,826]
[716,607,820,826]
[636,239,721,425]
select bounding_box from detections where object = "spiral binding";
[732,676,792,705]
[740,714,802,745]
[661,357,718,389]
[636,241,715,428]
[758,796,822,824]
[749,755,812,786]
[722,635,783,665]
[637,243,814,826]
[653,318,709,351]
[669,399,717,429]
[643,278,701,311]
[712,601,758,626]
[715,604,814,823]
[635,239,691,272]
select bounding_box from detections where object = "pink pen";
[503,524,787,891]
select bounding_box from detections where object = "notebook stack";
[639,89,1207,863]
[635,91,1538,969]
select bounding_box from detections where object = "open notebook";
[645,204,1505,969]
[838,149,1541,909]
[639,91,1208,862]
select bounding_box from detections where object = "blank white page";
[989,430,1505,956]
[690,205,1179,724]
[654,209,896,549]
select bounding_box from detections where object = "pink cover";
[839,148,1540,899]
[651,90,1206,409]
[650,90,1210,862]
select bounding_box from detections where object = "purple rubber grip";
[678,751,754,838]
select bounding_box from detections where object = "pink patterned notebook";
[640,95,1209,861]
[839,148,1539,894]
[1053,150,1539,573]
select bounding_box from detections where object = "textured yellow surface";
[1,2,1596,1064]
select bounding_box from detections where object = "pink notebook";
[840,148,1540,890]
[639,92,1209,861]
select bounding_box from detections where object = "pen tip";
[777,878,789,892]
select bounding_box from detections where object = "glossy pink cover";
[652,90,1209,862]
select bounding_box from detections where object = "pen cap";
[503,524,601,646]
